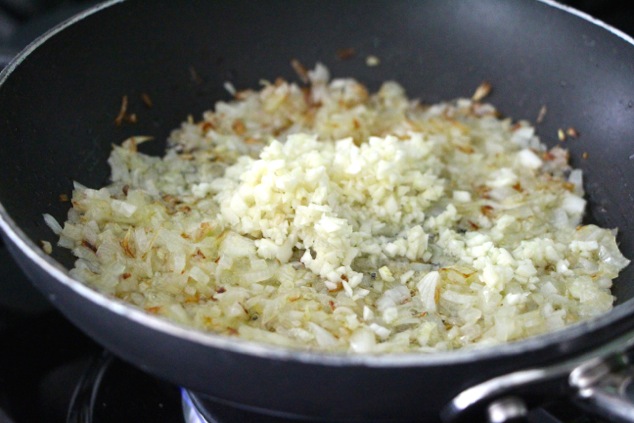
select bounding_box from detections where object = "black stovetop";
[0,1,632,422]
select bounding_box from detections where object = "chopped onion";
[45,64,629,354]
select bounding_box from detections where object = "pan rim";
[0,0,632,368]
[540,0,634,45]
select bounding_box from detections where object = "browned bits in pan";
[185,294,201,304]
[235,89,252,101]
[114,95,138,125]
[81,239,97,253]
[59,193,69,202]
[127,136,153,152]
[336,47,355,60]
[328,282,343,292]
[120,229,135,258]
[566,127,579,138]
[120,240,134,258]
[536,105,547,123]
[456,145,475,154]
[126,137,138,152]
[468,221,480,230]
[471,81,492,102]
[480,205,495,217]
[232,119,246,135]
[189,66,203,84]
[291,58,309,83]
[141,92,153,108]
[475,184,492,199]
[582,152,589,159]
[199,121,215,134]
[114,95,129,126]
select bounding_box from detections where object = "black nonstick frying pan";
[1,1,634,421]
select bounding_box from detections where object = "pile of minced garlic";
[45,64,629,353]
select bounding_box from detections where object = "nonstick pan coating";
[1,1,634,421]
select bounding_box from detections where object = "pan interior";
[1,0,633,329]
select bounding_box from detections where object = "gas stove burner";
[67,350,301,423]
[182,390,307,423]
[66,351,182,423]
[182,390,211,423]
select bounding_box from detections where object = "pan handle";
[441,327,634,423]
[570,352,634,422]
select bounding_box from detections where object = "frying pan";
[1,0,634,421]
